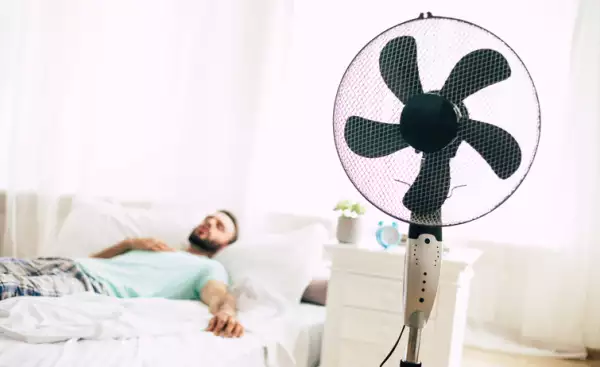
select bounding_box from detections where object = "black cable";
[394,179,467,200]
[379,325,406,367]
[446,184,467,198]
[394,179,410,186]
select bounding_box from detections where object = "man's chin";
[188,234,219,253]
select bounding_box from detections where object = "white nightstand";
[320,243,481,367]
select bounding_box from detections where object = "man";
[0,210,244,338]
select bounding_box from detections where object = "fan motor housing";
[399,93,458,153]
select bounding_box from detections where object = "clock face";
[376,222,402,248]
[382,227,400,245]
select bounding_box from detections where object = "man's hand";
[201,280,244,338]
[206,310,244,338]
[126,238,175,252]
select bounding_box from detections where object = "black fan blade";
[403,153,451,214]
[440,49,511,104]
[344,116,409,158]
[459,119,522,179]
[379,36,423,104]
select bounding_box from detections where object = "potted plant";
[334,200,366,244]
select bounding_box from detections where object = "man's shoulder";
[198,257,228,277]
[201,256,226,269]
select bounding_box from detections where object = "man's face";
[188,211,236,253]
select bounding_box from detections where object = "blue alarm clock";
[375,221,403,249]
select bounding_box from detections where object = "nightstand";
[320,244,481,367]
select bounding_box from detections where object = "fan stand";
[400,221,443,367]
[334,13,540,367]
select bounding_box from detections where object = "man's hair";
[218,209,238,244]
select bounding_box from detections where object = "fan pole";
[405,326,422,362]
[400,223,443,367]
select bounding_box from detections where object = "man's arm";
[91,240,131,259]
[201,280,244,337]
[90,238,174,259]
[201,279,236,315]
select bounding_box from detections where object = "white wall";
[0,0,282,207]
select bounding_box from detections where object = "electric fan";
[333,12,540,367]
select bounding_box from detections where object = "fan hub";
[399,93,458,153]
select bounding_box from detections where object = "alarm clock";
[375,221,403,249]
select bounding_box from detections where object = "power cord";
[379,325,406,367]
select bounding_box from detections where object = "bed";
[0,199,331,367]
[293,303,327,367]
[0,301,327,367]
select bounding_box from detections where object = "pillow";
[54,198,209,257]
[301,258,331,305]
[301,279,328,306]
[213,224,328,305]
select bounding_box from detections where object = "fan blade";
[344,116,409,158]
[379,36,424,104]
[403,153,451,215]
[459,119,522,179]
[440,49,511,104]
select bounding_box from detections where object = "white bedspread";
[0,279,302,367]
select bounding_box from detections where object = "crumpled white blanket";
[0,278,302,367]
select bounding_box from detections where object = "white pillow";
[54,198,209,257]
[213,224,328,305]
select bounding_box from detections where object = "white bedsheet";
[293,304,326,367]
[0,304,328,367]
[0,279,303,367]
[0,328,268,367]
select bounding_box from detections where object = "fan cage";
[333,14,541,227]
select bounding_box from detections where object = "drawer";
[332,339,436,367]
[339,306,435,344]
[341,273,403,313]
[329,245,478,283]
[337,339,404,367]
[339,273,438,319]
[332,247,405,279]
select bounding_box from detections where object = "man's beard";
[188,232,220,253]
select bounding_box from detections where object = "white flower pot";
[336,216,363,244]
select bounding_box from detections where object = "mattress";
[0,330,267,367]
[0,301,327,367]
[293,303,327,367]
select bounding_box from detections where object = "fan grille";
[333,16,540,226]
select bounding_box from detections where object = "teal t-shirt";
[75,250,229,300]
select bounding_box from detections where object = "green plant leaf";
[334,200,352,211]
[351,203,366,215]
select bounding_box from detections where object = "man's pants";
[0,257,108,300]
